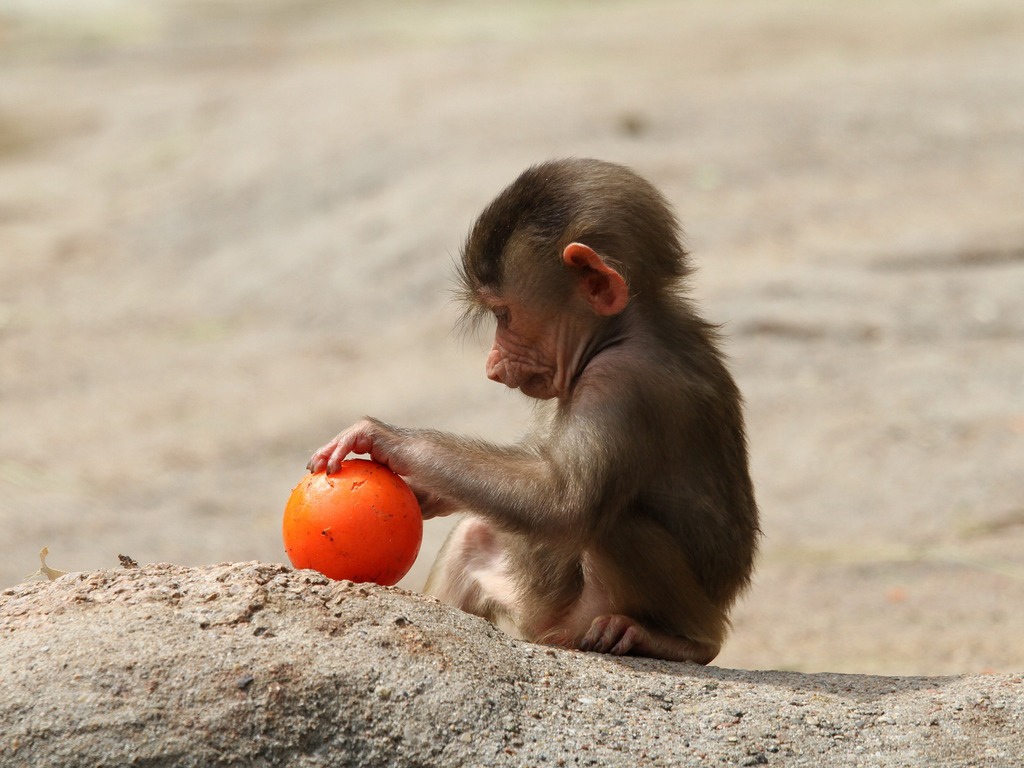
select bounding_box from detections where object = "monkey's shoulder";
[583,337,725,396]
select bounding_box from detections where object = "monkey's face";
[482,295,592,401]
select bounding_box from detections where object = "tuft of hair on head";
[456,158,691,330]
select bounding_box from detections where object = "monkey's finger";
[307,439,341,473]
[325,445,349,475]
[306,451,325,473]
[325,434,365,473]
[308,454,333,474]
[609,624,643,656]
[578,615,612,652]
[582,614,645,655]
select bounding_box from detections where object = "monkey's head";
[457,158,691,401]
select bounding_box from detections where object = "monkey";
[307,158,759,664]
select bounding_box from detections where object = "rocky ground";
[1,0,1022,676]
[2,563,1021,767]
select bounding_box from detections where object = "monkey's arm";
[307,413,633,537]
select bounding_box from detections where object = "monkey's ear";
[562,243,629,316]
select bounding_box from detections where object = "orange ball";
[283,459,423,586]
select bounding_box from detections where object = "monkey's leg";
[579,614,719,665]
[423,516,522,638]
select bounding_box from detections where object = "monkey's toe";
[579,614,645,656]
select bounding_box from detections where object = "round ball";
[282,459,423,585]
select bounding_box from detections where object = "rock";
[1,562,1021,766]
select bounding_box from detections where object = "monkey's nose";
[485,360,505,385]
[485,349,512,387]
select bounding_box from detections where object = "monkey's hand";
[578,614,717,664]
[307,418,411,476]
[309,421,459,519]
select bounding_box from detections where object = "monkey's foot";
[578,614,718,664]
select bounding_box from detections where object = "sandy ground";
[1,0,1022,676]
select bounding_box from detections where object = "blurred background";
[1,0,1022,675]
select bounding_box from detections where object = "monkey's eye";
[493,308,510,327]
